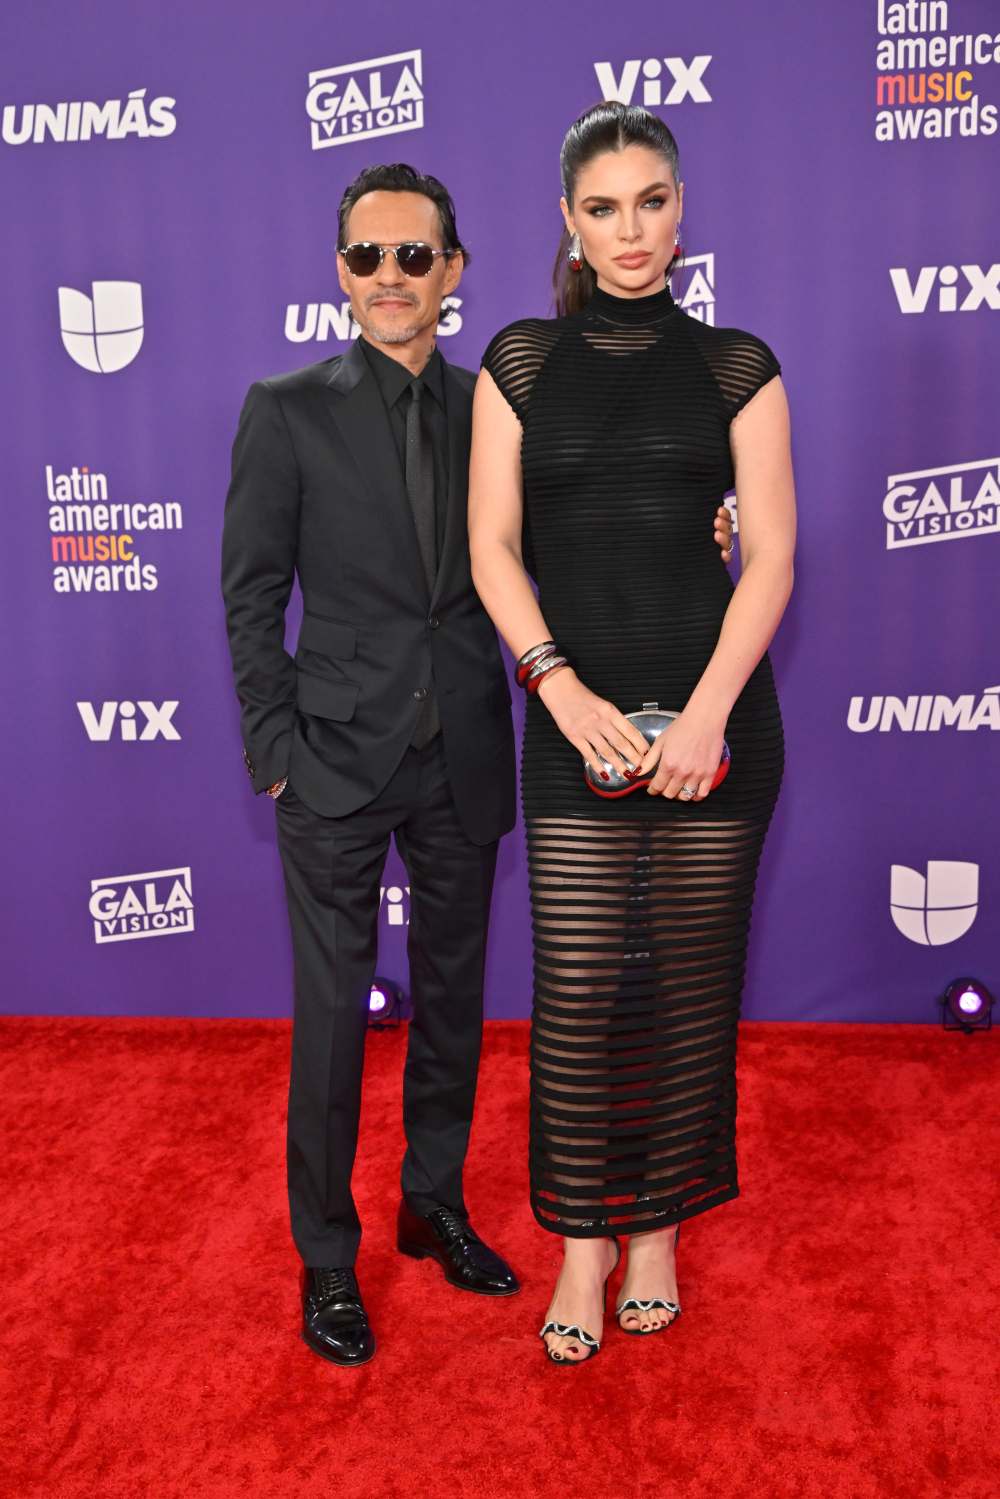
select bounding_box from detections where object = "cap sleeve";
[720,332,782,421]
[480,319,558,424]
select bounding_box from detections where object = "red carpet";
[1,1016,997,1499]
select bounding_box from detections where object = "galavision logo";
[2,89,176,145]
[285,296,462,343]
[672,253,715,325]
[882,457,999,549]
[890,263,1000,313]
[77,701,180,741]
[306,50,423,149]
[889,860,978,945]
[594,56,712,107]
[848,686,1000,732]
[90,866,194,944]
[59,282,143,373]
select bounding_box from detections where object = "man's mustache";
[365,291,419,309]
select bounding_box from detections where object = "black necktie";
[405,379,437,593]
[404,379,440,747]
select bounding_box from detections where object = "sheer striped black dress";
[481,281,784,1239]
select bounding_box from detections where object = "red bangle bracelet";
[515,640,557,687]
[525,656,569,695]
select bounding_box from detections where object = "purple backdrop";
[2,0,997,1022]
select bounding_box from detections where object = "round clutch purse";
[584,702,731,799]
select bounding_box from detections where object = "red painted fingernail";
[600,771,610,782]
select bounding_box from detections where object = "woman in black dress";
[469,103,796,1364]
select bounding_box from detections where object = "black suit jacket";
[221,338,516,846]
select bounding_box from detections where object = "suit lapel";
[326,340,429,604]
[430,360,473,610]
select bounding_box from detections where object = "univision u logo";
[890,861,978,946]
[58,281,144,373]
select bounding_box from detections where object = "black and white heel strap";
[615,1294,682,1336]
[538,1320,601,1362]
[616,1296,682,1319]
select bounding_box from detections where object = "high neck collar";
[587,281,679,324]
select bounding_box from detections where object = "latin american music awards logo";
[874,2,1000,141]
[44,463,185,594]
[305,50,423,149]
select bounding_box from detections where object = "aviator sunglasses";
[338,241,453,277]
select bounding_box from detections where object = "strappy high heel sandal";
[539,1236,621,1366]
[616,1220,682,1336]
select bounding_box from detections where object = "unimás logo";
[285,295,462,343]
[305,50,423,149]
[882,457,1000,549]
[77,701,180,741]
[594,55,712,107]
[59,282,143,373]
[2,88,176,145]
[890,262,1000,313]
[45,463,184,594]
[875,2,999,142]
[889,860,978,945]
[90,866,194,944]
[848,685,1000,733]
[380,885,411,927]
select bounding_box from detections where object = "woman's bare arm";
[643,374,797,797]
[468,369,649,773]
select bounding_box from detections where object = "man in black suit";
[222,163,736,1369]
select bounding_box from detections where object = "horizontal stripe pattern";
[482,284,785,1235]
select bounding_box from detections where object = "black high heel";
[539,1236,621,1366]
[616,1220,682,1336]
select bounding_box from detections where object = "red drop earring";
[567,231,584,272]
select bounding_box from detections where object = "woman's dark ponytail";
[552,102,682,317]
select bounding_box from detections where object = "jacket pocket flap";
[297,614,357,660]
[296,673,359,722]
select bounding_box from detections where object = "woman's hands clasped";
[538,670,726,801]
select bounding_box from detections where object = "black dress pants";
[274,735,498,1268]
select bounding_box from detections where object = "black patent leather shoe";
[301,1265,375,1367]
[397,1201,520,1297]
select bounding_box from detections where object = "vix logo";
[77,700,180,741]
[305,50,423,149]
[890,263,1000,313]
[594,56,712,107]
[380,885,411,926]
[58,281,143,372]
[890,861,979,946]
